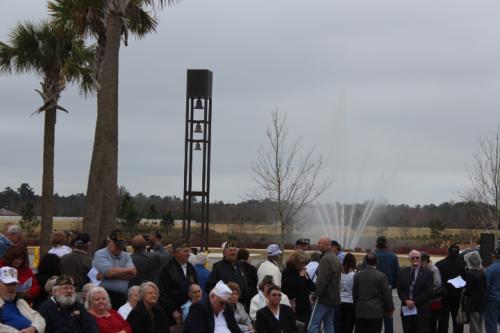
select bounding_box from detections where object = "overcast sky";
[1,0,499,206]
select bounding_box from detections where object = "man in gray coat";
[307,236,341,333]
[353,252,395,333]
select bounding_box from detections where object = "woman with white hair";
[127,281,169,333]
[463,251,487,333]
[87,286,132,333]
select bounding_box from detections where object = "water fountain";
[311,200,379,250]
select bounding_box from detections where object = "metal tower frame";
[182,69,213,250]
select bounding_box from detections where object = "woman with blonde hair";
[127,281,170,333]
[87,286,132,333]
[227,282,253,332]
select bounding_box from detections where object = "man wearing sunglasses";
[397,250,433,333]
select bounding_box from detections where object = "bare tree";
[251,111,332,248]
[461,124,500,229]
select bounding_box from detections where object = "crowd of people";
[0,223,498,333]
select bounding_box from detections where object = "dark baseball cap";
[109,229,126,244]
[74,232,90,245]
[295,239,310,246]
[448,244,460,256]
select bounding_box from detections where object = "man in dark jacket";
[38,275,98,333]
[353,253,394,333]
[185,280,240,333]
[435,244,466,333]
[366,235,400,333]
[157,239,197,326]
[206,241,251,308]
[397,250,434,333]
[307,236,341,333]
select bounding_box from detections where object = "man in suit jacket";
[397,250,434,333]
[353,252,394,333]
[184,280,241,333]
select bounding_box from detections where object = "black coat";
[463,269,487,313]
[158,257,198,318]
[206,259,251,307]
[184,301,241,333]
[127,301,170,333]
[435,255,466,303]
[397,266,433,317]
[37,298,99,333]
[255,304,297,333]
[281,267,315,319]
[130,251,169,286]
[240,260,258,299]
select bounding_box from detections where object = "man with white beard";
[38,275,98,333]
[0,266,45,332]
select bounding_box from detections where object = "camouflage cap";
[224,240,237,249]
[109,229,126,244]
[55,275,75,287]
[172,239,190,251]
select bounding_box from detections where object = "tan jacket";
[0,297,46,333]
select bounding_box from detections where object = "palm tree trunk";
[40,107,56,255]
[84,11,121,253]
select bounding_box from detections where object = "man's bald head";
[131,235,146,252]
[409,250,421,268]
[317,237,332,253]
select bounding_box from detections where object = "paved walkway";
[391,291,472,333]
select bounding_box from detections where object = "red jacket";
[92,309,132,333]
[0,260,41,301]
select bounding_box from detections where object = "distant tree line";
[0,183,497,230]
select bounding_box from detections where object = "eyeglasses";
[271,293,282,297]
[410,256,420,260]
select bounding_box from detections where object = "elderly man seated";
[38,275,98,333]
[0,266,45,333]
[184,280,240,333]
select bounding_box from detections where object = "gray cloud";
[1,0,499,205]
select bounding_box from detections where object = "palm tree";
[49,0,174,252]
[0,20,96,254]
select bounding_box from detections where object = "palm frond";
[48,0,106,38]
[126,3,158,38]
[1,18,98,104]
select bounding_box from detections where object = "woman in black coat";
[281,251,315,323]
[463,252,487,333]
[33,253,61,309]
[127,282,170,333]
[256,285,297,333]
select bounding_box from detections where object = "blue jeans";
[485,300,500,333]
[308,301,335,333]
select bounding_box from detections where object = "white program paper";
[402,305,417,316]
[87,267,101,285]
[448,276,466,288]
[16,277,32,293]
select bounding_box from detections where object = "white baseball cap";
[266,244,282,257]
[0,267,19,284]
